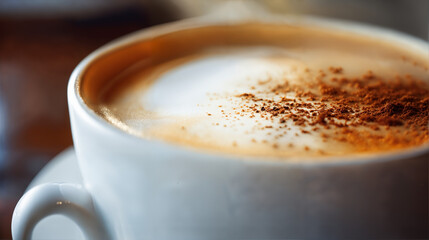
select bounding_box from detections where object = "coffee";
[86,23,429,159]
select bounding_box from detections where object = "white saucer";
[28,147,85,240]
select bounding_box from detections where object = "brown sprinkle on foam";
[230,67,429,153]
[329,66,343,74]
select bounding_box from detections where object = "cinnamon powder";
[235,68,429,152]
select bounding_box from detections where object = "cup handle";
[12,183,110,240]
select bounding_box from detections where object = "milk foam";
[97,31,429,159]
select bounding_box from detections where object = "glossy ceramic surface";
[12,14,429,240]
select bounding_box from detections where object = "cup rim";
[68,14,429,166]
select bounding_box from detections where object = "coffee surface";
[93,23,429,160]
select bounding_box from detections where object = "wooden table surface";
[0,9,173,238]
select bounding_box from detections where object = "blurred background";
[0,0,428,238]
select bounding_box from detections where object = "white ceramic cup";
[12,15,429,240]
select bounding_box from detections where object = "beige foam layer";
[92,24,429,160]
